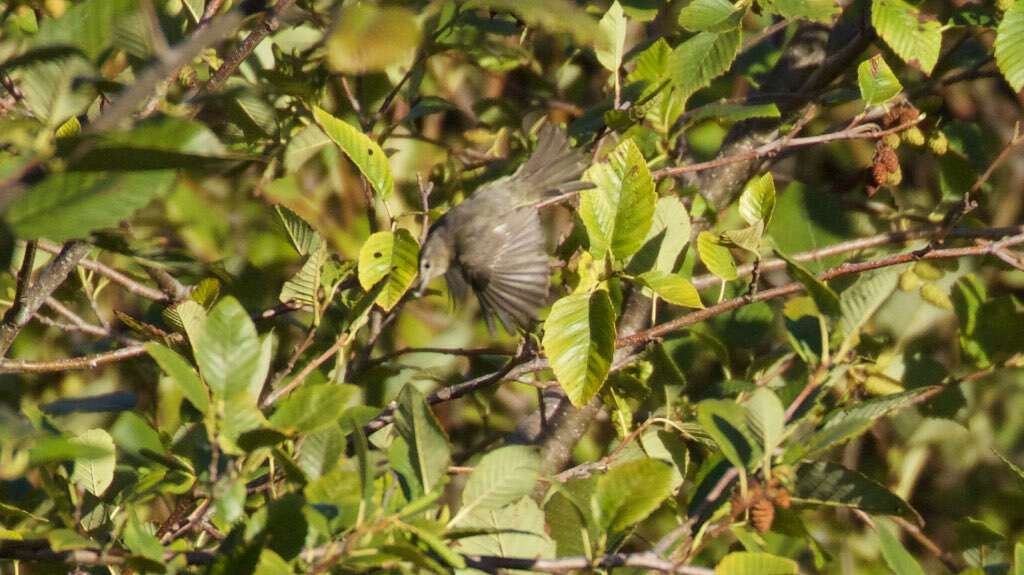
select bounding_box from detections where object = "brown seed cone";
[751,498,776,533]
[772,488,792,509]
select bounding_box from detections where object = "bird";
[417,122,590,333]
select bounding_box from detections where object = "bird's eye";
[424,262,431,269]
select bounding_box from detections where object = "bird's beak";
[414,274,427,297]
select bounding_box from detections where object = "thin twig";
[620,230,1024,347]
[652,115,923,180]
[37,240,168,302]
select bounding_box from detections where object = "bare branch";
[619,230,1024,348]
[0,345,147,374]
[37,240,168,302]
[652,115,923,180]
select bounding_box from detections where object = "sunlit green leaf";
[698,231,738,280]
[668,29,742,105]
[871,0,943,74]
[996,0,1024,93]
[357,229,420,311]
[858,54,903,106]
[777,250,840,316]
[596,1,627,72]
[678,0,744,32]
[715,552,798,574]
[739,173,776,228]
[184,296,271,403]
[313,106,394,199]
[580,138,656,260]
[745,388,785,456]
[758,0,838,22]
[543,290,617,407]
[636,270,703,308]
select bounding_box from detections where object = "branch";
[0,241,91,357]
[0,540,713,574]
[462,552,714,574]
[202,0,299,95]
[619,230,1024,348]
[689,225,1024,291]
[0,345,147,374]
[652,116,922,180]
[37,240,169,302]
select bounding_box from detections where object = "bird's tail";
[511,122,591,201]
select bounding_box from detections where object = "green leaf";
[357,229,420,311]
[698,231,738,280]
[185,296,271,403]
[875,520,927,575]
[789,388,933,461]
[678,0,744,32]
[580,138,656,260]
[776,250,840,316]
[686,102,781,123]
[284,124,331,172]
[636,271,704,308]
[110,411,166,460]
[715,552,799,574]
[627,195,691,276]
[595,458,674,532]
[270,384,356,435]
[838,267,900,347]
[858,54,903,107]
[745,388,785,456]
[47,529,96,552]
[6,171,175,241]
[458,497,555,565]
[63,118,232,171]
[668,29,742,105]
[793,461,921,523]
[758,0,838,22]
[28,436,110,465]
[596,1,627,72]
[394,385,452,496]
[276,205,321,256]
[124,512,163,561]
[739,173,776,228]
[871,0,943,74]
[279,244,327,310]
[70,429,116,496]
[313,105,394,199]
[452,446,541,526]
[326,4,421,74]
[33,0,137,62]
[696,399,762,471]
[462,0,599,44]
[996,0,1024,93]
[543,290,617,407]
[145,343,209,415]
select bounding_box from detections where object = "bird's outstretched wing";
[454,206,549,333]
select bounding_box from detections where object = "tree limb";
[0,241,91,357]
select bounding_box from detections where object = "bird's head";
[417,225,452,295]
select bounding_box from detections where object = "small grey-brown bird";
[417,123,589,333]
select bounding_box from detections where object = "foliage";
[0,0,1023,574]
